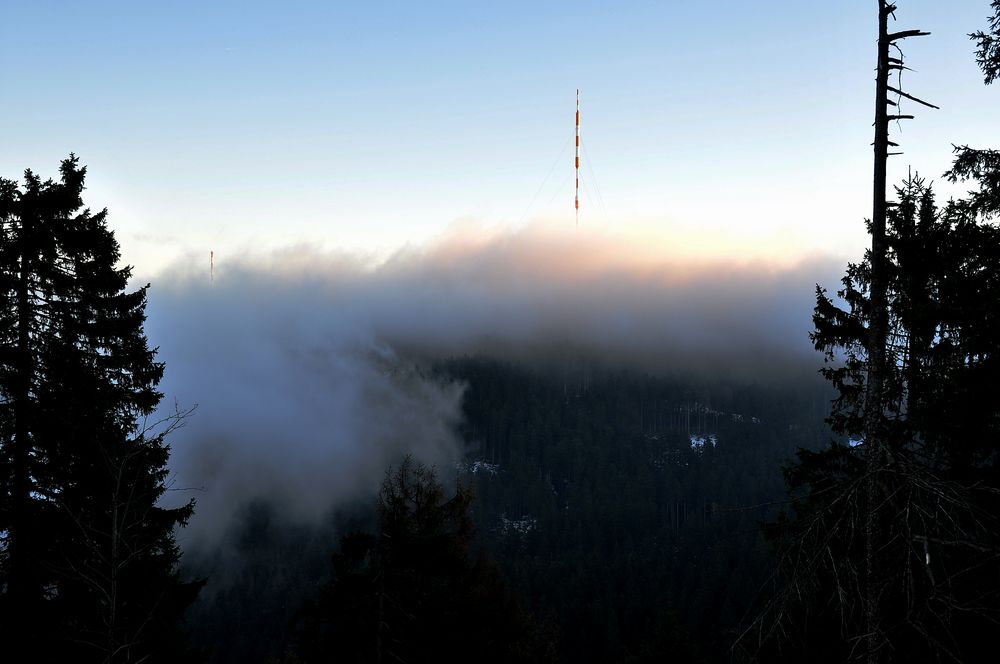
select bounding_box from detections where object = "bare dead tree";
[863,3,935,660]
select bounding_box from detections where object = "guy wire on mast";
[575,88,581,226]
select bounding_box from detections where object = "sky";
[1,1,996,277]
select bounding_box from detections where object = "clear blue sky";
[1,1,995,275]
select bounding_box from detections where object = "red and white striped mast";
[575,88,581,226]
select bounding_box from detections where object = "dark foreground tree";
[292,457,552,663]
[0,157,200,662]
[970,0,1000,84]
[745,4,1000,658]
[754,177,1000,661]
[946,1,1000,219]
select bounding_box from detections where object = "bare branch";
[887,85,940,109]
[888,29,931,41]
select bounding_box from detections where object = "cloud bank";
[144,221,844,549]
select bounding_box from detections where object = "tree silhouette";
[744,4,1000,661]
[863,5,934,656]
[0,156,201,662]
[946,2,1000,221]
[971,1,1000,84]
[293,457,549,663]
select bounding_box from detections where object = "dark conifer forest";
[2,2,999,663]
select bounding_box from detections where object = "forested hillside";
[186,359,833,663]
[446,359,833,662]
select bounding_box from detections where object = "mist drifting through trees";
[147,234,842,551]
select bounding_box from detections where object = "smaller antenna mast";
[210,250,214,285]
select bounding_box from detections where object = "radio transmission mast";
[575,88,581,226]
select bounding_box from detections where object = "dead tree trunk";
[862,9,892,660]
[863,3,934,660]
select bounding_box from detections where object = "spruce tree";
[0,156,200,662]
[946,1,1000,219]
[781,178,1000,660]
[293,457,548,663]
